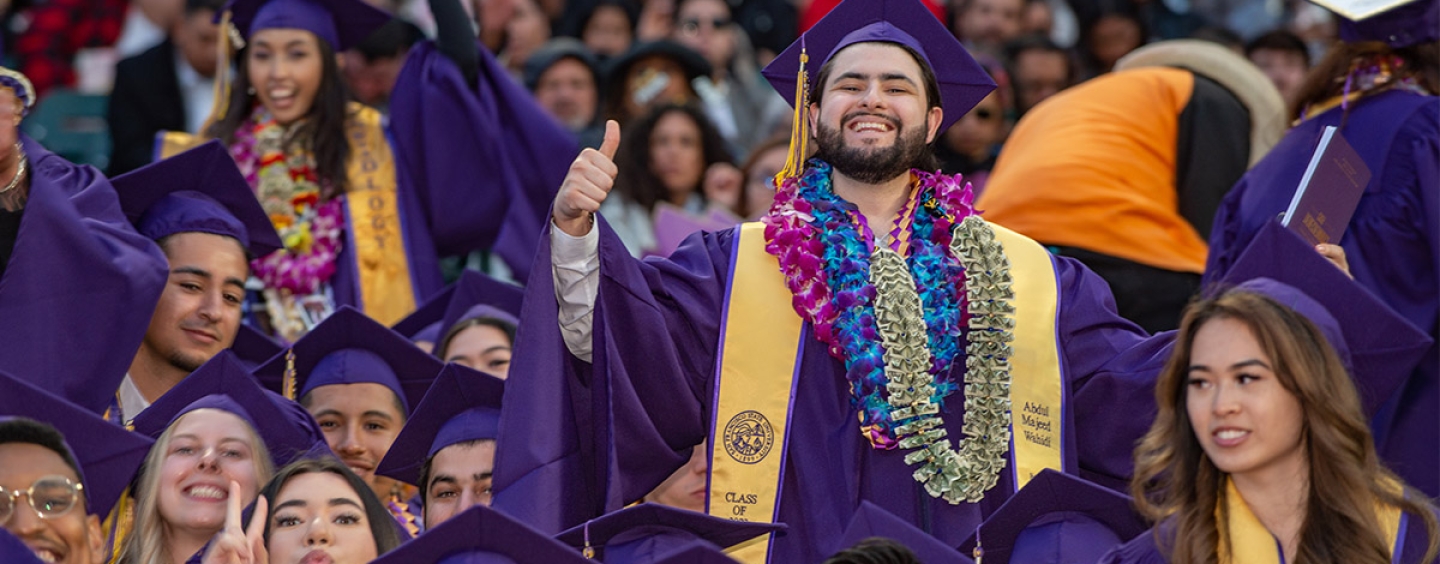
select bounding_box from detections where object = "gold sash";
[708,223,805,563]
[152,105,416,325]
[710,221,1068,563]
[1219,479,1403,564]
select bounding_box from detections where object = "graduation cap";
[131,351,327,467]
[1319,0,1438,46]
[556,504,784,563]
[375,364,506,487]
[761,0,995,135]
[113,140,283,257]
[392,285,457,345]
[647,544,739,564]
[0,370,155,519]
[232,323,284,369]
[957,470,1146,564]
[222,0,391,52]
[0,529,44,564]
[369,504,589,564]
[253,306,445,416]
[1213,221,1433,417]
[401,270,523,356]
[829,501,974,564]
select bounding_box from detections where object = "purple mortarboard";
[370,504,589,564]
[232,323,284,369]
[0,529,43,564]
[958,470,1146,564]
[438,271,524,333]
[830,501,974,564]
[0,370,155,518]
[223,0,391,51]
[375,364,505,486]
[648,544,739,564]
[253,306,444,415]
[131,351,327,467]
[393,284,458,343]
[113,140,282,257]
[1213,221,1432,417]
[556,504,784,563]
[760,0,995,133]
[1322,0,1438,47]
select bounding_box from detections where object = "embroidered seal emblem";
[723,410,774,464]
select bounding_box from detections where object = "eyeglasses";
[0,476,84,522]
[680,17,732,34]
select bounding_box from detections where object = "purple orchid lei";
[761,160,979,448]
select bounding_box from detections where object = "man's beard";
[814,116,932,184]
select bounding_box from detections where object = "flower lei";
[761,160,1016,503]
[230,108,345,296]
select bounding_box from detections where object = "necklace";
[0,143,26,195]
[762,161,1015,503]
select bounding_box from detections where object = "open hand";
[553,120,620,237]
[1316,243,1352,279]
[202,481,269,564]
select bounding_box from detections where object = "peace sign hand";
[202,481,269,564]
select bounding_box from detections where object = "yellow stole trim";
[710,221,1068,563]
[342,105,415,325]
[708,223,805,564]
[1219,479,1404,564]
[102,487,134,564]
[988,224,1065,488]
[156,107,417,325]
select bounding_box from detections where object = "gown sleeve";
[0,136,169,414]
[386,15,578,282]
[494,217,731,533]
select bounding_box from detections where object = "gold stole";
[153,105,416,325]
[1218,479,1404,564]
[709,221,1067,564]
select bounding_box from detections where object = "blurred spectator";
[525,38,602,145]
[1189,25,1244,53]
[672,0,786,155]
[579,0,636,58]
[730,0,797,66]
[601,40,708,126]
[980,40,1286,332]
[602,103,731,256]
[636,0,675,41]
[498,0,551,78]
[937,57,1011,195]
[950,0,1027,58]
[1079,11,1144,77]
[344,18,426,110]
[1005,34,1074,116]
[1021,0,1079,47]
[107,0,223,175]
[1244,29,1309,106]
[738,134,786,219]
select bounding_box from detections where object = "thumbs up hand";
[554,120,621,237]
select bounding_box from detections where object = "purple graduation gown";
[0,135,167,414]
[1204,90,1440,497]
[384,40,576,292]
[1098,510,1437,564]
[494,217,1178,562]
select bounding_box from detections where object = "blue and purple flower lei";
[761,160,978,448]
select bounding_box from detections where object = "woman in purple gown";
[1101,285,1438,564]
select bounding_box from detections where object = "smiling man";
[110,141,282,426]
[0,370,155,564]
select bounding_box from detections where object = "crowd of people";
[0,0,1435,561]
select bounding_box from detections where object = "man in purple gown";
[492,0,1415,561]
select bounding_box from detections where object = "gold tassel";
[773,44,811,186]
[200,10,243,135]
[282,348,297,400]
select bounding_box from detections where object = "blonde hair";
[1131,290,1439,564]
[116,409,275,564]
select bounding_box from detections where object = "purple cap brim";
[375,364,505,486]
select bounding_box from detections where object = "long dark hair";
[206,34,354,199]
[612,103,731,213]
[1290,40,1439,122]
[255,456,405,556]
[1131,290,1439,564]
